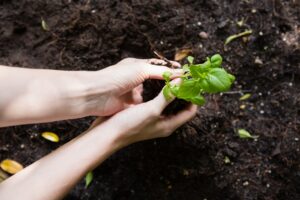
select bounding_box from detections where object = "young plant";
[163,54,235,106]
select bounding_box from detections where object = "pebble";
[240,104,246,109]
[243,181,249,186]
[91,9,97,13]
[266,183,270,188]
[259,31,263,36]
[260,102,264,106]
[259,92,262,96]
[255,57,263,65]
[260,110,265,114]
[197,22,202,26]
[288,82,293,86]
[251,9,257,13]
[295,138,299,141]
[199,31,209,39]
[20,144,25,149]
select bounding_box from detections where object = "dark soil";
[1,0,300,199]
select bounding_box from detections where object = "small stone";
[266,183,270,188]
[251,9,257,13]
[20,144,25,149]
[259,31,263,36]
[91,9,97,13]
[259,92,262,96]
[240,104,246,109]
[160,41,164,45]
[243,181,249,186]
[295,138,299,141]
[255,57,263,65]
[260,110,265,114]
[167,185,172,189]
[260,102,264,106]
[198,43,203,48]
[288,82,293,86]
[199,31,208,39]
[197,22,202,26]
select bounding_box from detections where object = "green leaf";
[163,85,173,101]
[187,56,194,64]
[211,54,223,68]
[225,30,252,45]
[177,79,201,99]
[85,171,93,188]
[239,93,251,101]
[237,129,258,139]
[182,64,190,73]
[187,94,205,105]
[163,71,172,82]
[199,68,234,93]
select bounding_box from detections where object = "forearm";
[0,120,122,200]
[0,65,109,127]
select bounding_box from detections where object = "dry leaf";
[41,132,60,142]
[174,49,192,61]
[0,159,24,174]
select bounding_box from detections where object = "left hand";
[86,58,182,116]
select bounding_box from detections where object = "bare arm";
[0,59,182,127]
[0,87,197,200]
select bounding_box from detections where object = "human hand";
[92,79,198,148]
[85,58,182,116]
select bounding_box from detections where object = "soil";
[0,0,300,199]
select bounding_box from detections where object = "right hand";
[95,79,198,148]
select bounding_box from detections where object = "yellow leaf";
[239,93,251,101]
[174,49,192,61]
[0,159,24,174]
[41,132,60,142]
[41,17,50,31]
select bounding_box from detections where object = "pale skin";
[0,58,197,200]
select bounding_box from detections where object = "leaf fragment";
[0,159,24,174]
[224,156,231,164]
[187,56,194,64]
[237,129,258,139]
[162,71,172,82]
[41,18,50,31]
[174,49,192,61]
[225,30,252,45]
[85,171,93,188]
[163,85,173,101]
[239,93,251,101]
[0,169,9,183]
[41,132,60,142]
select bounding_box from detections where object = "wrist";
[75,70,113,116]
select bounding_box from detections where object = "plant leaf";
[41,132,60,142]
[177,79,201,99]
[163,85,173,101]
[210,54,223,68]
[41,18,50,31]
[237,129,258,139]
[85,171,93,188]
[239,93,251,101]
[162,71,172,82]
[199,68,234,93]
[187,94,205,105]
[174,49,192,61]
[0,159,24,174]
[187,56,194,64]
[225,30,252,45]
[224,156,231,164]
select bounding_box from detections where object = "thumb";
[150,78,182,113]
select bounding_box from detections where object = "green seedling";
[239,93,251,101]
[237,129,258,139]
[162,54,235,106]
[85,171,93,188]
[225,30,252,45]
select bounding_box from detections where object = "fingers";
[147,58,181,68]
[150,78,182,113]
[157,104,198,136]
[143,59,183,80]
